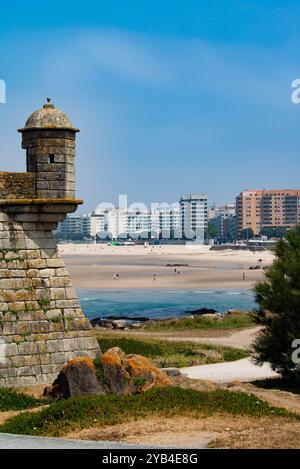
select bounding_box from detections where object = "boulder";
[101,347,171,394]
[44,356,106,399]
[130,322,143,329]
[90,317,114,329]
[44,347,171,399]
[161,367,182,377]
[112,319,128,329]
[199,350,223,362]
[101,347,132,395]
[200,313,219,320]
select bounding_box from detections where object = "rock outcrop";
[45,348,171,398]
[44,356,105,399]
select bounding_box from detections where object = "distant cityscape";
[56,189,300,243]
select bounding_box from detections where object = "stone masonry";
[0,99,100,387]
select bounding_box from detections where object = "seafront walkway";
[181,357,278,383]
[0,433,167,449]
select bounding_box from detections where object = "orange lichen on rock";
[45,348,171,399]
[125,354,171,389]
[44,356,105,399]
[62,356,96,373]
[101,347,171,395]
[101,347,125,366]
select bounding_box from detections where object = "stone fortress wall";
[0,99,100,387]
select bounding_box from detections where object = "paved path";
[0,433,155,449]
[181,358,278,383]
[0,432,213,449]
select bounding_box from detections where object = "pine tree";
[252,226,300,383]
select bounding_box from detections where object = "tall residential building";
[180,194,208,242]
[158,206,181,239]
[106,208,150,239]
[236,189,300,236]
[56,215,83,237]
[85,211,107,237]
[209,213,236,241]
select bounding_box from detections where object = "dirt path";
[229,382,300,415]
[64,414,300,449]
[132,326,261,350]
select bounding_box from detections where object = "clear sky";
[1,1,300,213]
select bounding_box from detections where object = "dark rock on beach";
[90,315,149,330]
[186,307,218,316]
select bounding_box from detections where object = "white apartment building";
[158,205,181,239]
[85,211,107,238]
[106,208,150,239]
[180,194,208,242]
[58,196,208,242]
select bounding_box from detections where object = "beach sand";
[59,244,274,290]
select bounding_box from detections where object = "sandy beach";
[59,244,274,290]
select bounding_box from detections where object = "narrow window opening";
[48,154,55,164]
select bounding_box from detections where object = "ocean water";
[78,288,256,320]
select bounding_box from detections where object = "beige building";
[236,189,300,236]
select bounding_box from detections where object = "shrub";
[252,226,300,383]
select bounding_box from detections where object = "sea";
[78,288,256,321]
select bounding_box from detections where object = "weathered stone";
[44,357,105,399]
[112,319,128,330]
[101,347,171,395]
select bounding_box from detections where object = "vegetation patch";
[0,388,47,411]
[253,378,300,395]
[97,333,248,367]
[141,312,255,332]
[0,387,296,437]
[252,226,300,385]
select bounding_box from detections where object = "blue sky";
[1,1,300,212]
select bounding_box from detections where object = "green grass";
[0,388,47,411]
[0,387,296,437]
[141,312,255,331]
[97,334,248,367]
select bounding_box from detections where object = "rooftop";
[18,99,79,132]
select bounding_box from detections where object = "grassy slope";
[0,388,47,411]
[97,334,248,367]
[141,312,255,331]
[0,387,296,437]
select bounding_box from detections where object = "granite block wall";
[0,204,100,387]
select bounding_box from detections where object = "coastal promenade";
[0,433,210,449]
[0,433,141,449]
[181,358,278,383]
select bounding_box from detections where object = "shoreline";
[78,287,255,321]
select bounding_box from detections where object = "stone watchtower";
[20,98,77,199]
[0,100,99,387]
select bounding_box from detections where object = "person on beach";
[153,274,156,281]
[242,272,246,280]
